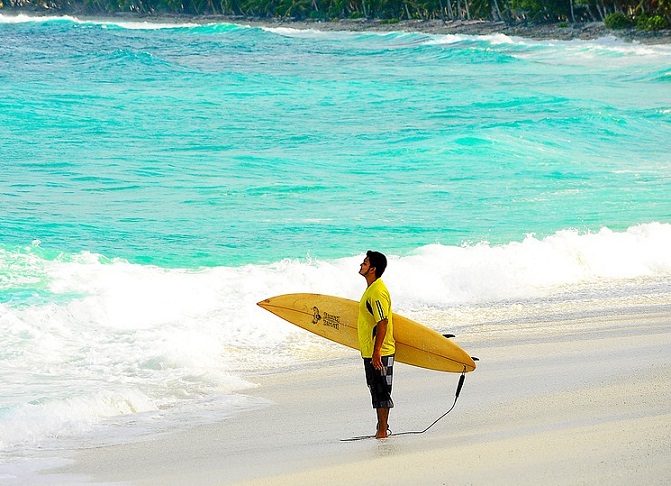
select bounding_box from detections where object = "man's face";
[359,257,373,277]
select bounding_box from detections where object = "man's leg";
[364,356,394,439]
[376,407,390,438]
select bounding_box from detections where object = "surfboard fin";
[471,356,479,361]
[442,333,455,338]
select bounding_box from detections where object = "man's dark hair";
[366,250,387,278]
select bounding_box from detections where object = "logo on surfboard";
[312,306,340,330]
[312,307,322,324]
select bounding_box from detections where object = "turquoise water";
[2,18,670,267]
[1,15,671,477]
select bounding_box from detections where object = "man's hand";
[372,349,383,370]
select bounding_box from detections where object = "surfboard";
[257,293,476,373]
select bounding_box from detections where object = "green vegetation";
[3,0,670,29]
[636,13,671,30]
[604,12,634,29]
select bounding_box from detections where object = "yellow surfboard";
[257,293,476,373]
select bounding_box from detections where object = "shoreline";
[3,8,671,44]
[51,309,671,485]
[236,18,671,44]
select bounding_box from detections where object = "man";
[358,250,395,439]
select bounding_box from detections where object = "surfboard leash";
[393,366,467,437]
[341,365,469,442]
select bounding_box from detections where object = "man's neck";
[365,274,378,287]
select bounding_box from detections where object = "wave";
[396,222,671,304]
[0,388,157,451]
[0,13,80,24]
[3,222,671,307]
[0,12,243,32]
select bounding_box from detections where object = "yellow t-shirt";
[358,278,395,358]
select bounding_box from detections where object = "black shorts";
[363,355,394,409]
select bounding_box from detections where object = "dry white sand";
[56,310,671,485]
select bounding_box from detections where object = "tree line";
[2,0,670,29]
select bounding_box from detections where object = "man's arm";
[372,318,388,370]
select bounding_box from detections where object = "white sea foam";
[260,26,328,38]
[389,222,671,305]
[0,13,201,30]
[0,13,79,24]
[508,35,671,66]
[0,388,157,451]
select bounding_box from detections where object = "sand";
[53,309,671,485]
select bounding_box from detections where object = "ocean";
[1,13,670,481]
